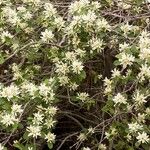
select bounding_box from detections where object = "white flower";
[119,53,135,68]
[17,6,26,12]
[43,3,57,18]
[21,82,38,97]
[139,36,150,49]
[96,18,111,31]
[1,113,18,126]
[117,2,131,9]
[54,17,64,28]
[75,48,86,58]
[111,68,120,78]
[28,147,33,150]
[58,76,70,86]
[83,147,91,150]
[120,23,133,35]
[137,113,146,123]
[12,104,23,115]
[105,132,110,139]
[1,31,13,42]
[77,133,86,141]
[128,122,143,133]
[55,62,70,75]
[41,29,54,43]
[22,0,41,5]
[139,48,150,60]
[103,77,112,94]
[82,11,97,24]
[65,52,76,61]
[138,63,150,81]
[77,92,89,102]
[72,60,84,74]
[0,84,20,100]
[44,118,56,129]
[23,11,32,20]
[146,108,150,115]
[98,144,107,150]
[27,125,41,138]
[33,112,44,125]
[2,7,20,25]
[103,77,112,86]
[133,90,147,105]
[46,106,57,116]
[69,0,90,14]
[119,42,130,51]
[88,127,95,134]
[0,143,4,150]
[39,83,51,97]
[136,132,149,144]
[91,1,101,10]
[69,82,79,91]
[45,132,56,143]
[113,93,127,105]
[126,134,132,141]
[90,38,103,52]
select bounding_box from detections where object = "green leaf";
[47,142,53,150]
[13,142,25,150]
[23,131,29,140]
[0,53,4,64]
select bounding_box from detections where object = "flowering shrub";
[0,0,149,150]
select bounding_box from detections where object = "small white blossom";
[27,125,41,138]
[118,2,131,9]
[0,143,4,150]
[0,84,20,100]
[128,122,143,133]
[111,68,120,78]
[12,104,23,115]
[43,3,57,18]
[58,76,70,86]
[1,31,13,42]
[55,62,70,75]
[1,113,18,126]
[39,83,51,97]
[77,133,86,141]
[120,23,133,35]
[137,113,146,123]
[139,48,150,60]
[77,92,89,102]
[119,42,130,51]
[98,144,107,150]
[46,106,57,116]
[33,112,44,125]
[41,29,54,43]
[96,18,111,31]
[45,132,56,143]
[119,53,135,68]
[21,82,38,97]
[133,90,147,105]
[146,108,150,115]
[83,147,91,150]
[90,38,103,52]
[113,93,127,105]
[72,60,84,74]
[44,118,56,129]
[69,0,90,14]
[65,52,76,61]
[136,132,149,144]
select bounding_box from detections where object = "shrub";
[0,0,149,149]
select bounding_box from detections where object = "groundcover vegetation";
[0,0,149,149]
